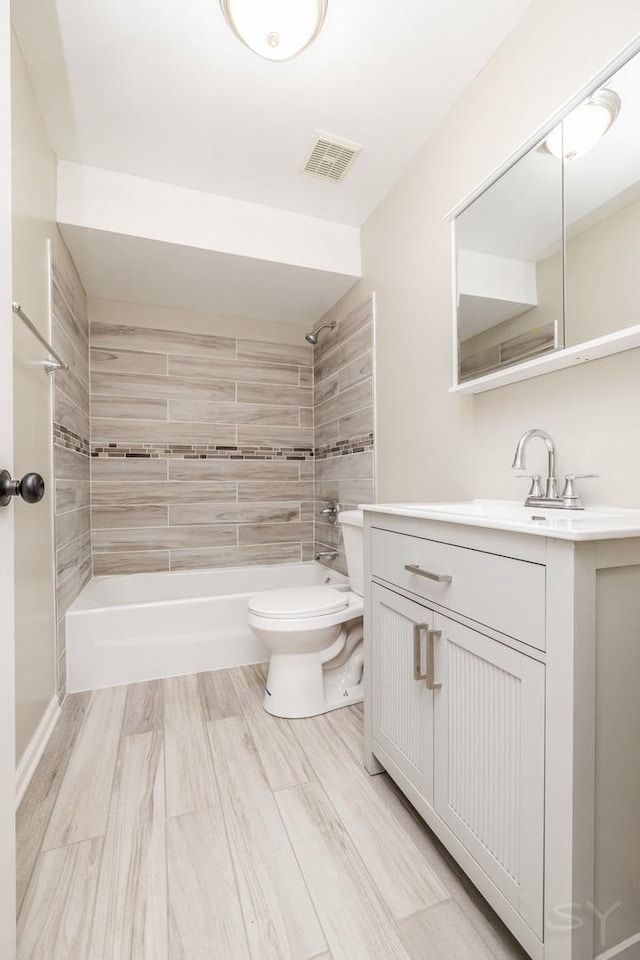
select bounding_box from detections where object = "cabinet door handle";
[426,629,442,690]
[404,563,452,584]
[413,623,429,681]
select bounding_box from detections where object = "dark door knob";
[0,470,45,507]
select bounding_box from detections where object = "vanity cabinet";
[363,508,640,960]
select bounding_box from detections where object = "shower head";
[304,321,336,345]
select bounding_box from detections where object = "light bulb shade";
[219,0,328,61]
[543,88,621,161]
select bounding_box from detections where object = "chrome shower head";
[304,321,336,345]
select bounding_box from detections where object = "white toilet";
[247,510,365,718]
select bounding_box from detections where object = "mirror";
[451,42,640,390]
[564,52,640,346]
[455,143,563,382]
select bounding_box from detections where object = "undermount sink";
[362,500,640,540]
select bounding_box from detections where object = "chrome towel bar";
[12,301,69,372]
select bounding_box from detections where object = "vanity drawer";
[371,527,545,650]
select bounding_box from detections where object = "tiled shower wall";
[52,248,91,694]
[313,296,375,574]
[89,311,315,575]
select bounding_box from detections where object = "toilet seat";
[248,585,348,620]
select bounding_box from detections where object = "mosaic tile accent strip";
[54,423,91,458]
[314,433,374,461]
[91,443,314,461]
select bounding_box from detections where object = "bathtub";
[66,562,347,693]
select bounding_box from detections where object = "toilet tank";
[338,510,364,597]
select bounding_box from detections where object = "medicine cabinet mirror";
[449,39,640,393]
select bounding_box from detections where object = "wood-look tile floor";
[16,664,530,960]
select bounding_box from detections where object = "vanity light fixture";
[219,0,328,61]
[543,88,621,161]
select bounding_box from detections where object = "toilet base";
[262,638,364,719]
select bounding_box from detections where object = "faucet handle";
[517,474,544,498]
[561,473,599,500]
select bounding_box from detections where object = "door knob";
[0,470,45,507]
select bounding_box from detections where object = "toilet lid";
[248,586,349,620]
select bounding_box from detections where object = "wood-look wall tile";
[92,480,236,505]
[237,381,312,407]
[91,370,235,401]
[57,554,92,615]
[17,837,103,959]
[339,351,372,392]
[55,507,91,550]
[122,680,164,737]
[170,502,299,526]
[93,551,170,576]
[315,452,373,482]
[52,280,89,356]
[299,461,314,481]
[313,297,373,366]
[93,524,237,553]
[53,317,88,387]
[315,419,339,448]
[89,732,167,959]
[299,407,314,428]
[169,398,299,426]
[91,418,237,446]
[237,480,313,502]
[167,807,250,960]
[208,716,327,960]
[91,457,168,482]
[237,338,311,366]
[237,424,313,448]
[170,543,301,571]
[198,669,243,722]
[314,324,373,385]
[274,780,410,960]
[315,479,374,507]
[168,458,298,482]
[91,321,236,359]
[299,366,313,386]
[54,389,90,443]
[53,260,88,338]
[315,380,373,428]
[238,521,313,545]
[43,685,127,849]
[169,354,300,385]
[314,374,339,406]
[92,504,169,530]
[55,478,90,514]
[340,406,373,439]
[53,445,90,482]
[57,530,91,582]
[91,395,168,420]
[90,346,168,376]
[54,366,90,417]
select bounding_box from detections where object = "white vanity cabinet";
[363,507,640,960]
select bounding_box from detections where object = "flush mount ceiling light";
[543,88,622,161]
[219,0,328,62]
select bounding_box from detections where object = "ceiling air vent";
[301,130,363,183]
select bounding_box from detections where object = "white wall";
[344,0,640,508]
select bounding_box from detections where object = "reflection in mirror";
[563,51,640,346]
[455,142,563,382]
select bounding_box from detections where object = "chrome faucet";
[511,428,598,509]
[512,429,559,500]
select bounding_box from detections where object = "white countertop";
[360,499,640,541]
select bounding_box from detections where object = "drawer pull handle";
[426,629,442,691]
[413,624,428,681]
[404,563,452,584]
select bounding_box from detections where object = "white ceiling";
[13,0,536,322]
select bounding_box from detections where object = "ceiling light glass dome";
[219,0,328,62]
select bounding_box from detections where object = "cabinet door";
[433,616,545,938]
[370,583,435,805]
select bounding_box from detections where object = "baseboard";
[15,695,61,809]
